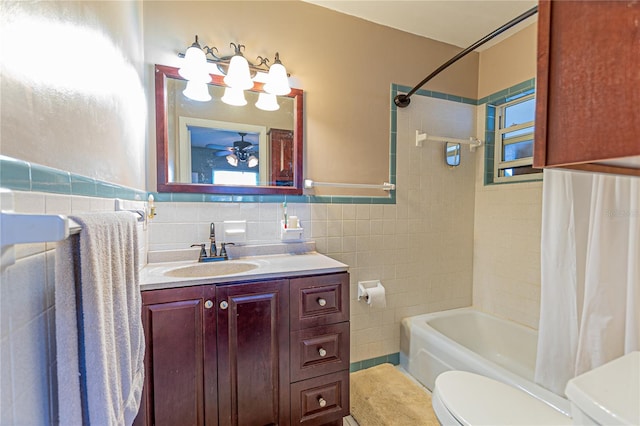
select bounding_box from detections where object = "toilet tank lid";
[435,371,571,426]
[565,351,640,426]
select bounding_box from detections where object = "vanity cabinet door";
[135,285,217,426]
[216,279,290,426]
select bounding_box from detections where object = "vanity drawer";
[291,370,349,426]
[290,273,349,331]
[291,322,350,382]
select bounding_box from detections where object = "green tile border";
[0,79,537,204]
[350,352,400,373]
[0,155,147,201]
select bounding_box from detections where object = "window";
[213,170,258,186]
[494,94,541,181]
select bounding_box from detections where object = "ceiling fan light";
[221,87,247,106]
[247,155,259,168]
[224,54,254,90]
[263,61,290,96]
[182,81,211,102]
[226,153,239,167]
[255,92,279,111]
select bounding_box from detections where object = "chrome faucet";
[209,222,217,257]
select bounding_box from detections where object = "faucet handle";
[190,243,207,260]
[219,242,235,259]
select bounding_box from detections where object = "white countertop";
[140,251,349,291]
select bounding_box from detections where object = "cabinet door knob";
[318,397,327,408]
[318,347,327,357]
[220,300,229,310]
[204,300,213,309]
[317,298,327,307]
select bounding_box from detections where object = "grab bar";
[416,131,482,151]
[304,179,395,191]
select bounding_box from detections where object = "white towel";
[55,212,145,426]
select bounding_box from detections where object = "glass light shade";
[247,155,259,168]
[263,62,291,96]
[226,154,239,167]
[255,92,280,111]
[182,81,211,102]
[223,55,253,90]
[221,87,247,106]
[179,46,211,83]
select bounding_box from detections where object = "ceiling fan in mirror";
[207,133,259,168]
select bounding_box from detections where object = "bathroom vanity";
[134,251,350,426]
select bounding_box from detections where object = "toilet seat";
[433,371,572,426]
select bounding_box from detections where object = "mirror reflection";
[155,65,303,195]
[445,142,461,167]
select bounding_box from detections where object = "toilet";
[432,351,640,426]
[432,371,571,426]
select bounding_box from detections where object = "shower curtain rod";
[394,5,538,108]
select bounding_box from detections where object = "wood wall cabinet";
[134,272,350,426]
[269,129,295,186]
[534,0,640,176]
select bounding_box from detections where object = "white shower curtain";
[535,169,640,396]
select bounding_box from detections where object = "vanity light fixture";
[178,35,291,108]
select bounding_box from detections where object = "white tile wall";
[472,107,543,330]
[0,191,147,424]
[148,95,478,362]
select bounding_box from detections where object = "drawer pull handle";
[204,300,213,309]
[318,397,327,408]
[220,301,229,310]
[318,347,327,357]
[317,298,327,307]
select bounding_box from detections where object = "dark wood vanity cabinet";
[135,285,217,426]
[534,0,640,176]
[216,280,290,425]
[135,272,350,426]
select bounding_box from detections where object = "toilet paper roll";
[366,284,386,308]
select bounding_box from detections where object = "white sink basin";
[163,261,259,278]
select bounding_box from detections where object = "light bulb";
[226,154,239,167]
[263,60,290,96]
[221,87,247,106]
[248,155,259,168]
[179,45,211,83]
[182,81,211,102]
[224,54,253,90]
[255,92,279,111]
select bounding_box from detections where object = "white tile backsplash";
[1,191,149,424]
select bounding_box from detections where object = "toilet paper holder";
[357,280,382,302]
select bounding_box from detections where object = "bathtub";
[400,307,570,416]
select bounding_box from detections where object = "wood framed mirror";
[155,64,303,195]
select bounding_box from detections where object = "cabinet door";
[216,280,290,426]
[534,0,640,176]
[135,285,217,426]
[269,129,294,185]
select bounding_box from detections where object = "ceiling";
[303,1,537,50]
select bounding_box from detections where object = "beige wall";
[473,21,542,329]
[0,1,147,190]
[477,22,537,99]
[143,1,479,194]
